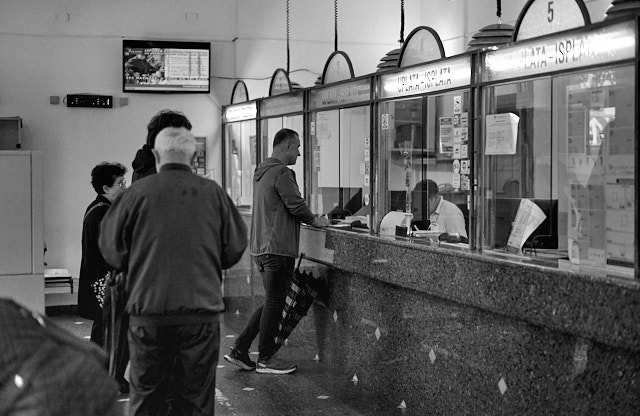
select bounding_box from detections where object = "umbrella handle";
[296,253,305,270]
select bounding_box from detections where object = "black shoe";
[116,378,129,394]
[223,347,256,370]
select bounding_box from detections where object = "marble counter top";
[300,226,640,352]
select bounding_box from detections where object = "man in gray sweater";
[99,127,247,415]
[224,128,328,375]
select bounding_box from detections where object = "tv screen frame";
[123,39,211,94]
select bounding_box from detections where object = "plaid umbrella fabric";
[103,270,128,380]
[0,299,118,415]
[274,256,324,347]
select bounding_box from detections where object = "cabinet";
[0,151,44,312]
[0,117,23,150]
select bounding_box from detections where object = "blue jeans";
[235,254,294,360]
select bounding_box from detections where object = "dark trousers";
[90,317,104,347]
[235,254,294,360]
[128,322,220,416]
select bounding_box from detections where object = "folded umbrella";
[274,255,324,348]
[0,298,118,415]
[103,270,129,382]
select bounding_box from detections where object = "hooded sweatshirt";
[251,158,315,258]
[131,144,156,183]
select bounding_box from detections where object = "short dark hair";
[146,110,192,147]
[91,162,127,194]
[414,179,439,197]
[272,128,298,148]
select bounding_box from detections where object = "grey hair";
[154,127,196,156]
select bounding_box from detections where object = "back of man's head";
[414,179,439,196]
[272,128,298,148]
[426,179,439,196]
[154,127,196,168]
[146,110,192,147]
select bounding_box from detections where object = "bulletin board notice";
[485,113,519,155]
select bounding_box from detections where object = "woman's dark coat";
[78,195,112,320]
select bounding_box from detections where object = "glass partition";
[557,65,635,275]
[224,120,256,208]
[378,91,471,238]
[260,115,305,195]
[480,65,635,277]
[309,105,370,220]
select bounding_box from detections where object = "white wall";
[0,0,237,280]
[0,0,614,281]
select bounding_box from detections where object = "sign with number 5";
[514,0,591,41]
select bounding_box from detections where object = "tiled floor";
[48,307,399,416]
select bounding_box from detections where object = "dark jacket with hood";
[131,144,156,183]
[98,164,247,324]
[250,158,315,258]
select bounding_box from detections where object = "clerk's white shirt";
[428,197,467,238]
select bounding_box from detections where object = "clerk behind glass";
[411,179,467,238]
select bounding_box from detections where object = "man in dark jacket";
[99,127,247,415]
[224,128,328,375]
[78,162,127,347]
[131,109,192,183]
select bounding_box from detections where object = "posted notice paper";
[485,113,519,155]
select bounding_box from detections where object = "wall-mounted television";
[123,39,210,93]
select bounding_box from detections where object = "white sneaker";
[255,355,297,374]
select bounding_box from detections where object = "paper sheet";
[506,199,547,254]
[485,113,519,155]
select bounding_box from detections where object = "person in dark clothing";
[224,128,329,375]
[99,127,247,416]
[119,109,193,398]
[131,109,192,183]
[78,162,127,347]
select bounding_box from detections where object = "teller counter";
[224,222,640,414]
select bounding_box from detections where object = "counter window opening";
[224,120,256,208]
[377,91,471,240]
[480,64,635,277]
[309,105,371,225]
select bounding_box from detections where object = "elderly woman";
[78,162,127,347]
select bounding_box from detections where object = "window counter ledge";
[308,227,640,352]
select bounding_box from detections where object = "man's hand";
[311,214,330,228]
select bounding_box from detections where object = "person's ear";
[152,148,163,171]
[102,184,110,195]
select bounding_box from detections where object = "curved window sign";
[269,68,292,96]
[309,78,371,109]
[399,26,445,67]
[260,93,303,118]
[514,0,590,41]
[380,56,471,99]
[322,51,355,84]
[223,102,257,123]
[230,80,249,104]
[483,21,636,83]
